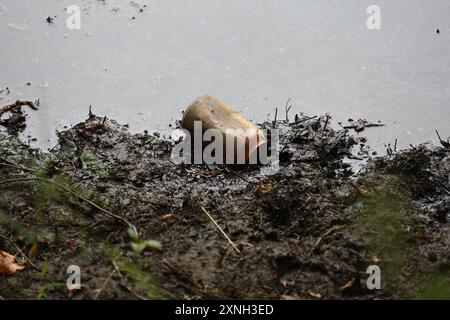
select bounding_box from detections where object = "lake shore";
[1,108,449,299]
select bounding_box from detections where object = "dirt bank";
[0,109,448,299]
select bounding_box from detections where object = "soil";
[0,108,449,300]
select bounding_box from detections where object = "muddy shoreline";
[0,107,449,299]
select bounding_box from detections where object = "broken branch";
[0,100,38,116]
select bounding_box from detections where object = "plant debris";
[341,118,385,132]
[0,100,39,135]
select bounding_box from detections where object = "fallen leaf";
[359,187,370,197]
[308,291,322,299]
[58,207,69,216]
[256,183,273,194]
[161,213,172,220]
[415,231,424,239]
[339,279,355,291]
[67,239,78,250]
[280,275,288,288]
[0,250,25,274]
[28,244,38,260]
[196,169,218,178]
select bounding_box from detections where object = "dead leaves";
[255,183,273,195]
[308,291,322,299]
[0,250,25,274]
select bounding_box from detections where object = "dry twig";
[200,205,241,254]
[308,225,345,256]
[94,254,120,299]
[285,98,292,123]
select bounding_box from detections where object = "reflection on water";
[0,0,449,150]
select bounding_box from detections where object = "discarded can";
[181,95,267,166]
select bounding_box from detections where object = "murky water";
[0,0,449,151]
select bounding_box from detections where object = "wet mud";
[0,108,448,299]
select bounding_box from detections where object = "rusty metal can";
[182,95,266,166]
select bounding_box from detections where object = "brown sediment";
[0,107,448,300]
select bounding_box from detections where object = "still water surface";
[0,0,449,151]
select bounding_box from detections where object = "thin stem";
[200,205,241,255]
